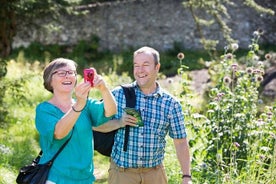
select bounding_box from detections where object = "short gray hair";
[133,46,160,65]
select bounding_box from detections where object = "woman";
[35,58,117,183]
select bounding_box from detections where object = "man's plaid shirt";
[111,82,187,168]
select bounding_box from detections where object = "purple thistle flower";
[256,75,263,82]
[223,76,232,84]
[233,142,240,148]
[177,52,185,60]
[265,53,271,60]
[246,67,253,74]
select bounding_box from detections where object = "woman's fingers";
[75,82,91,99]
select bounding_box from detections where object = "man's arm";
[174,138,191,184]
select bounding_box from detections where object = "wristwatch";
[182,174,192,179]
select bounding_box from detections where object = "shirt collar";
[132,81,163,97]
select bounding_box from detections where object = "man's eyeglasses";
[52,70,77,77]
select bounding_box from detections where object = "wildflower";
[214,97,220,101]
[214,94,224,101]
[270,133,276,139]
[225,53,233,60]
[257,61,263,66]
[259,155,265,161]
[217,92,225,97]
[260,69,265,75]
[223,76,231,84]
[258,99,263,104]
[167,78,173,84]
[256,75,263,82]
[260,146,270,152]
[253,55,259,61]
[253,31,259,37]
[201,163,207,169]
[253,29,264,37]
[253,69,261,74]
[231,63,238,71]
[231,43,239,51]
[246,67,253,74]
[265,53,271,60]
[177,52,185,60]
[256,119,266,126]
[205,61,212,67]
[257,28,264,35]
[233,142,240,148]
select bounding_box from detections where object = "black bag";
[16,152,51,184]
[93,85,136,156]
[16,130,73,184]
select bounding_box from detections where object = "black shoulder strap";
[121,84,136,152]
[48,129,73,165]
[35,128,74,165]
[121,84,136,108]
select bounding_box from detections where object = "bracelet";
[72,105,85,112]
[182,174,192,179]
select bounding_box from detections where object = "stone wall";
[13,0,276,52]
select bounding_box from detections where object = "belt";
[115,164,162,173]
[117,165,162,173]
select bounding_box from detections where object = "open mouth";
[138,74,147,78]
[62,81,73,85]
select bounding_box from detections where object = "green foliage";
[0,59,8,126]
[183,0,274,58]
[181,31,276,183]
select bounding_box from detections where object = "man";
[95,46,191,184]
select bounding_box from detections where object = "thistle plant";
[188,30,276,183]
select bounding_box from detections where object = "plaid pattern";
[111,82,187,168]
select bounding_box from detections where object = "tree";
[0,0,16,58]
[0,0,83,125]
[183,0,274,58]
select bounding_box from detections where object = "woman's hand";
[74,82,91,109]
[92,70,108,92]
[84,68,117,117]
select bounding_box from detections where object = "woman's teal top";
[35,99,112,184]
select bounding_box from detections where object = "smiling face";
[133,52,160,94]
[51,64,77,94]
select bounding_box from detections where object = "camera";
[83,68,95,86]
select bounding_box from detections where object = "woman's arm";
[93,74,117,117]
[54,82,90,139]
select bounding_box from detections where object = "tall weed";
[180,30,276,183]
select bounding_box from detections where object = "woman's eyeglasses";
[52,70,77,77]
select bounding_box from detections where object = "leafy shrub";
[181,30,276,183]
